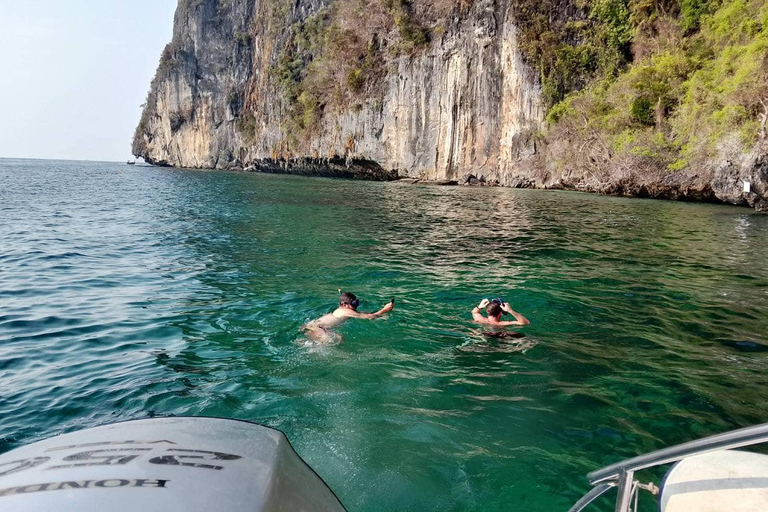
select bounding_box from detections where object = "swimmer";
[302,292,395,344]
[472,298,530,328]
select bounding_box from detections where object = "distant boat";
[127,160,136,165]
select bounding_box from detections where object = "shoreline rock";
[150,158,762,210]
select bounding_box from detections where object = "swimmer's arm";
[471,307,486,323]
[472,298,490,322]
[501,303,530,326]
[348,300,395,320]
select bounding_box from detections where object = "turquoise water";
[2,158,768,511]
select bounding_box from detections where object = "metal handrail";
[569,422,768,512]
[588,422,768,484]
[567,483,616,512]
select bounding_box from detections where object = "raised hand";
[478,298,491,309]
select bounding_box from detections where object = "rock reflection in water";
[458,330,538,354]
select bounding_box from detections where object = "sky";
[0,0,178,162]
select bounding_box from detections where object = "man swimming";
[472,298,530,328]
[302,292,395,344]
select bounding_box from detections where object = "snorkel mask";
[490,298,508,315]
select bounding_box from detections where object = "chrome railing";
[568,422,768,512]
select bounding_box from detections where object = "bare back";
[473,317,522,327]
[305,309,351,330]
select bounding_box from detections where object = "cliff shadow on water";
[134,0,768,211]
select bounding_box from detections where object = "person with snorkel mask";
[472,298,530,327]
[302,291,395,344]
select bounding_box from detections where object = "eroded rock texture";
[134,0,767,210]
[134,0,543,180]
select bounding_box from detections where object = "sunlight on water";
[1,158,767,511]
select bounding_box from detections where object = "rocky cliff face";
[133,0,256,170]
[134,0,544,180]
[134,0,768,211]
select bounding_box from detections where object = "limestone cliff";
[134,0,544,180]
[134,0,768,211]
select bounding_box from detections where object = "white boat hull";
[0,417,346,512]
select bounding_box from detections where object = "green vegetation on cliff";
[519,0,768,178]
[255,0,467,144]
[512,0,633,108]
[240,0,767,178]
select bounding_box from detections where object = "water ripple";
[1,159,767,511]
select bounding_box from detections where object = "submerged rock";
[418,180,460,186]
[719,339,768,353]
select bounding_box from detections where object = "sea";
[1,158,767,511]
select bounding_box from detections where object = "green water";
[2,158,768,511]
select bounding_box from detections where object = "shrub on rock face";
[543,0,768,180]
[631,96,655,125]
[253,0,462,145]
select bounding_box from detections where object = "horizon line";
[0,156,142,164]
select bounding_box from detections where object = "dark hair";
[340,292,359,309]
[486,302,503,317]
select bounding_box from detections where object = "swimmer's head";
[486,302,503,319]
[340,292,360,310]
